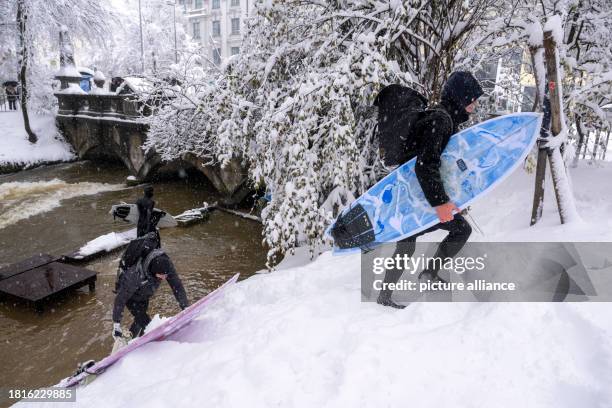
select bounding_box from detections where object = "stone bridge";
[54,82,250,205]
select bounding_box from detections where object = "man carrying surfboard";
[112,232,189,338]
[377,71,484,309]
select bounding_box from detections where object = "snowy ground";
[459,160,612,242]
[18,161,612,408]
[0,111,74,170]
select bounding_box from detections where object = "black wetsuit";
[378,72,483,304]
[136,196,155,238]
[113,240,188,337]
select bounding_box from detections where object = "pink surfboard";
[58,273,240,388]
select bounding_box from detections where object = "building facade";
[179,0,253,66]
[474,49,533,115]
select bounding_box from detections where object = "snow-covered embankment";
[0,112,74,173]
[17,161,612,408]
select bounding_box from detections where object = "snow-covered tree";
[0,2,18,84]
[142,50,228,164]
[85,0,189,77]
[145,0,610,264]
[562,0,612,163]
[2,0,114,142]
[146,0,512,265]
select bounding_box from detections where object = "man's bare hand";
[435,202,458,223]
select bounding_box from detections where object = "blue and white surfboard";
[329,112,543,253]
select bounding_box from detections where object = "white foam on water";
[0,178,124,229]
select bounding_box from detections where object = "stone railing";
[54,71,250,204]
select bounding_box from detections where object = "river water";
[0,162,266,405]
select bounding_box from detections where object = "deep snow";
[16,161,612,408]
[0,111,74,169]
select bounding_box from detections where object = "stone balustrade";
[54,82,250,205]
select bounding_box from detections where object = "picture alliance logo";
[372,253,487,275]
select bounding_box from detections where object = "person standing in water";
[136,185,156,238]
[113,232,189,339]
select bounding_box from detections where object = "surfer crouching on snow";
[377,71,484,309]
[112,232,189,338]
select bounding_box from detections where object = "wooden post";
[529,46,548,226]
[543,29,576,224]
[543,32,563,136]
[88,276,96,292]
[530,146,548,225]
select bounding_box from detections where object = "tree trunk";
[573,115,585,167]
[542,29,578,224]
[16,0,37,144]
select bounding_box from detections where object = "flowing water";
[0,162,266,405]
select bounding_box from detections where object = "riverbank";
[0,162,266,406]
[48,253,612,407]
[0,111,75,174]
[14,160,612,407]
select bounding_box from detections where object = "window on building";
[192,21,201,39]
[231,18,240,35]
[212,0,220,9]
[521,86,536,112]
[231,47,240,55]
[212,20,220,37]
[194,0,202,9]
[231,0,239,6]
[213,48,222,65]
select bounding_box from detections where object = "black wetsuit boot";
[377,266,407,309]
[377,214,472,306]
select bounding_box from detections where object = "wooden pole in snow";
[542,29,576,224]
[543,32,563,136]
[530,147,548,225]
[529,46,547,226]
